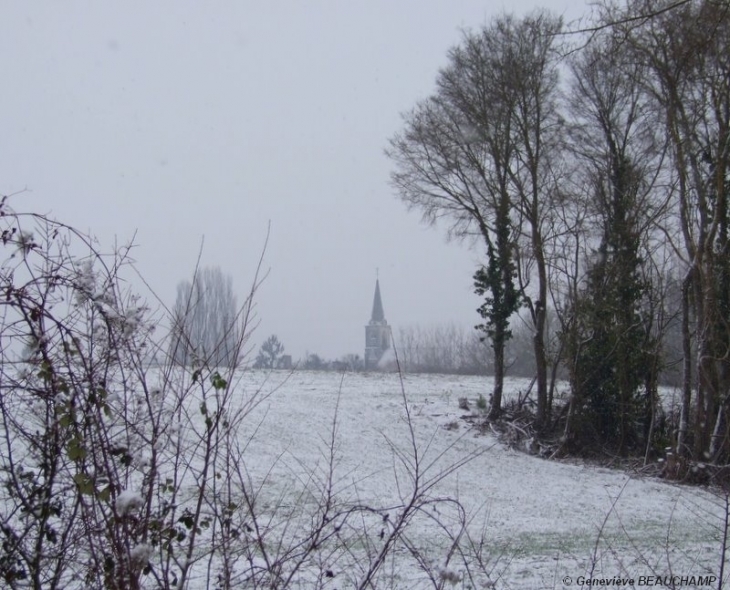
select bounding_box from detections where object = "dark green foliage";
[568,286,647,449]
[565,156,651,454]
[473,201,522,419]
[473,234,521,350]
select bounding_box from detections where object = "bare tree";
[396,323,490,375]
[559,26,669,454]
[622,0,730,463]
[387,12,563,427]
[170,266,240,368]
[254,334,285,369]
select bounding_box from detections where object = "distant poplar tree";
[170,267,240,368]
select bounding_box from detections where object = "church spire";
[365,277,392,370]
[370,279,385,323]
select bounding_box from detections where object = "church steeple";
[370,279,385,323]
[365,278,392,370]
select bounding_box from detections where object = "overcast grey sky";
[0,1,587,360]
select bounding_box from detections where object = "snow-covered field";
[2,365,721,589]
[230,370,725,589]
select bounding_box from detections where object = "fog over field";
[0,0,586,360]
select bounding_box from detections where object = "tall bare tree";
[387,11,563,426]
[170,266,240,368]
[622,0,730,461]
[561,29,667,454]
[496,13,564,429]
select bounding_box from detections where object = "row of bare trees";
[396,323,491,375]
[387,0,730,461]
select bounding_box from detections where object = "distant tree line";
[396,323,491,375]
[248,335,366,372]
[387,0,730,464]
[299,352,365,372]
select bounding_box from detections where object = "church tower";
[365,279,392,370]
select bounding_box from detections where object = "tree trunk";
[533,241,549,431]
[490,338,505,420]
[677,271,693,457]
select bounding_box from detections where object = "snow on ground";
[228,370,724,589]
